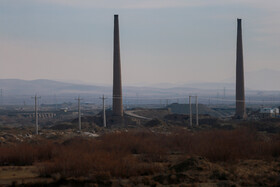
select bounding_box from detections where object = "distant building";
[259,108,279,118]
[60,107,68,112]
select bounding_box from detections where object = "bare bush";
[1,128,280,178]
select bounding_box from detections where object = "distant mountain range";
[0,69,279,99]
[0,79,109,96]
[223,69,280,91]
[137,69,280,91]
[0,79,213,98]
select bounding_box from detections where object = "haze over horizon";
[1,0,280,86]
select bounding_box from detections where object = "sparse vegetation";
[0,128,280,186]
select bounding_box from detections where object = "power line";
[1,93,280,106]
[199,96,280,103]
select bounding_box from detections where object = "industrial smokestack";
[235,18,246,119]
[112,15,123,117]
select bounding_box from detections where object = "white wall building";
[260,108,279,118]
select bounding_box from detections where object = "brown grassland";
[0,127,280,186]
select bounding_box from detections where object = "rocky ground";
[0,156,279,186]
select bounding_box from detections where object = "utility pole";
[196,96,199,126]
[54,94,57,111]
[123,94,126,110]
[189,96,192,126]
[100,95,107,127]
[32,94,41,135]
[217,91,219,105]
[223,87,226,105]
[23,100,26,111]
[75,97,82,131]
[0,88,3,105]
[136,93,139,106]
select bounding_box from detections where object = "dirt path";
[125,110,152,120]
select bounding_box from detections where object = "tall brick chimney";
[112,15,123,117]
[235,18,246,119]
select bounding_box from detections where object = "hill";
[167,103,230,118]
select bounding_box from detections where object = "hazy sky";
[0,0,280,85]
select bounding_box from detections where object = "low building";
[60,107,68,112]
[259,108,279,118]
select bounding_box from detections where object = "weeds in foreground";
[0,128,279,178]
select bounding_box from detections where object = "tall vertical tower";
[235,18,246,119]
[113,14,123,117]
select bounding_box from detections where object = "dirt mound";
[133,108,170,119]
[144,119,167,127]
[170,156,211,172]
[49,122,76,130]
[72,115,102,125]
[154,156,234,185]
[240,121,280,133]
[153,173,191,185]
[164,114,189,121]
[168,103,222,117]
[164,114,219,126]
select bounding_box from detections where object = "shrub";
[1,128,280,178]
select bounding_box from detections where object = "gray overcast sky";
[0,0,279,85]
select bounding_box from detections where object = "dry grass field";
[0,126,280,186]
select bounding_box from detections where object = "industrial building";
[259,108,279,118]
